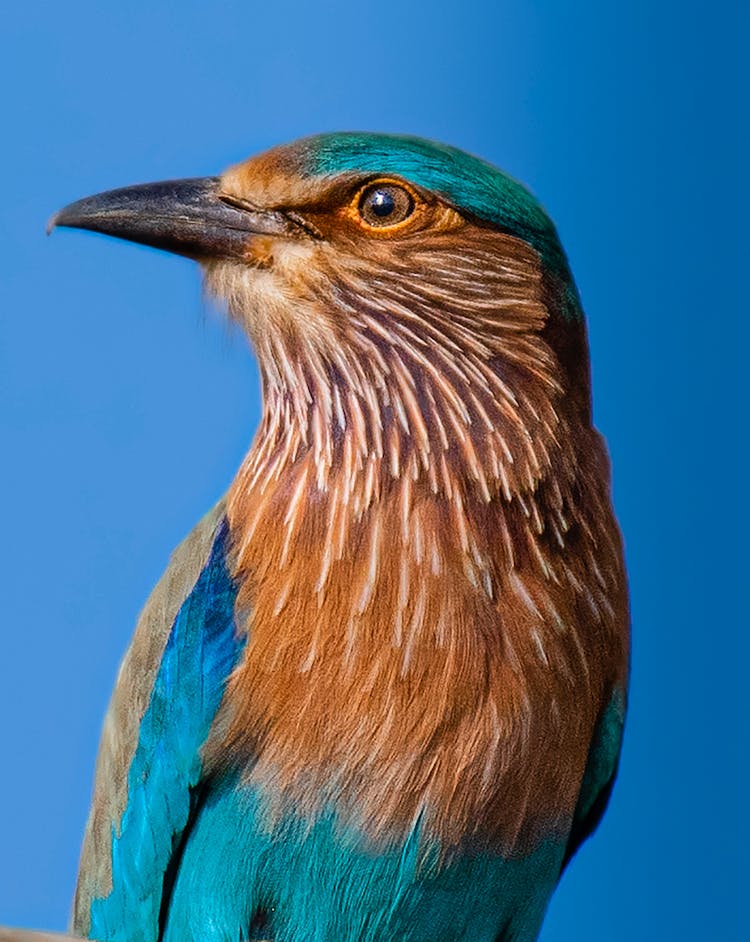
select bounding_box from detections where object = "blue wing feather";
[86,517,243,942]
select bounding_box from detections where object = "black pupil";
[370,189,396,217]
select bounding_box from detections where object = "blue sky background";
[1,2,747,939]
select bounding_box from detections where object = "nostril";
[217,192,263,213]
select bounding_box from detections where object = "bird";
[46,132,629,942]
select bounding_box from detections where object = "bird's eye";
[358,183,415,229]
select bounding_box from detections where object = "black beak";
[48,177,299,259]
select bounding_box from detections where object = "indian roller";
[45,133,629,942]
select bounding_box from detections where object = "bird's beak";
[48,177,298,260]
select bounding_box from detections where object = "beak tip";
[46,213,60,236]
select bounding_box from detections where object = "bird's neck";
[215,334,622,852]
[227,325,580,629]
[231,309,569,509]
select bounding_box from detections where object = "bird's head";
[52,133,591,497]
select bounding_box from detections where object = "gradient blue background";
[1,2,746,939]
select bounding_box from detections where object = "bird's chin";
[202,256,328,354]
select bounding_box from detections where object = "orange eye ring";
[352,179,420,232]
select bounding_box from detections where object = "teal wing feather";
[560,688,626,873]
[73,502,244,942]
